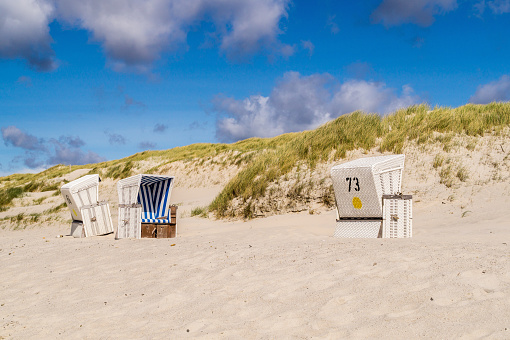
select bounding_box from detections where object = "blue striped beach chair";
[117,174,177,239]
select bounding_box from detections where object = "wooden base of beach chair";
[140,205,178,239]
[141,223,176,238]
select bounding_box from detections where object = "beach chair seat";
[139,180,171,223]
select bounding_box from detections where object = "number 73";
[346,177,360,192]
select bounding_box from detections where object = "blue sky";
[1,0,510,176]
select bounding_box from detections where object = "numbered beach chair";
[60,174,114,238]
[330,154,412,238]
[116,174,177,239]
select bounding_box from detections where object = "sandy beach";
[2,183,510,339]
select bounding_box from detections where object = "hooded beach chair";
[330,154,412,238]
[116,174,177,239]
[60,174,114,237]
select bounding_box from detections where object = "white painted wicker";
[116,174,174,239]
[81,201,114,237]
[61,174,100,221]
[117,175,142,239]
[331,155,405,219]
[334,220,382,238]
[117,204,142,239]
[382,195,412,238]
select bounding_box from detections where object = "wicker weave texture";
[61,175,100,222]
[331,167,382,218]
[332,155,403,170]
[331,155,405,219]
[117,206,141,239]
[382,197,412,238]
[334,220,381,238]
[81,201,114,237]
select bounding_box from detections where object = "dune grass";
[210,111,383,216]
[191,206,208,218]
[0,186,25,212]
[380,103,510,153]
[211,102,510,216]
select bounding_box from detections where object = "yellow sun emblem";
[352,197,362,209]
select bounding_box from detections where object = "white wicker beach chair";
[61,174,114,237]
[116,174,176,239]
[330,155,412,238]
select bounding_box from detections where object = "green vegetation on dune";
[1,102,510,218]
[211,102,510,216]
[210,111,383,216]
[381,103,510,153]
[0,187,25,212]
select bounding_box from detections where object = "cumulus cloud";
[214,71,421,142]
[1,0,291,72]
[371,0,457,27]
[0,0,57,71]
[17,76,33,87]
[1,126,105,168]
[122,94,145,110]
[469,75,510,104]
[472,0,510,16]
[188,121,208,130]
[105,131,127,145]
[487,0,510,13]
[153,123,167,133]
[47,138,104,165]
[13,0,287,72]
[57,135,85,148]
[301,40,314,56]
[138,141,156,149]
[326,15,339,34]
[2,126,46,151]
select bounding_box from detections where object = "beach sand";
[1,183,510,339]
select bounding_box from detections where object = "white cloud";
[371,0,457,27]
[0,0,290,72]
[326,15,339,34]
[469,75,510,104]
[488,0,510,13]
[47,139,105,165]
[2,126,46,151]
[2,125,105,168]
[17,76,33,87]
[0,0,56,70]
[301,40,314,56]
[153,123,168,133]
[104,131,127,145]
[138,141,156,149]
[214,72,421,142]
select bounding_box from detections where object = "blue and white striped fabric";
[137,176,173,223]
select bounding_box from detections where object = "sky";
[1,0,510,176]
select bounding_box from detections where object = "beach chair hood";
[61,174,101,221]
[330,154,404,218]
